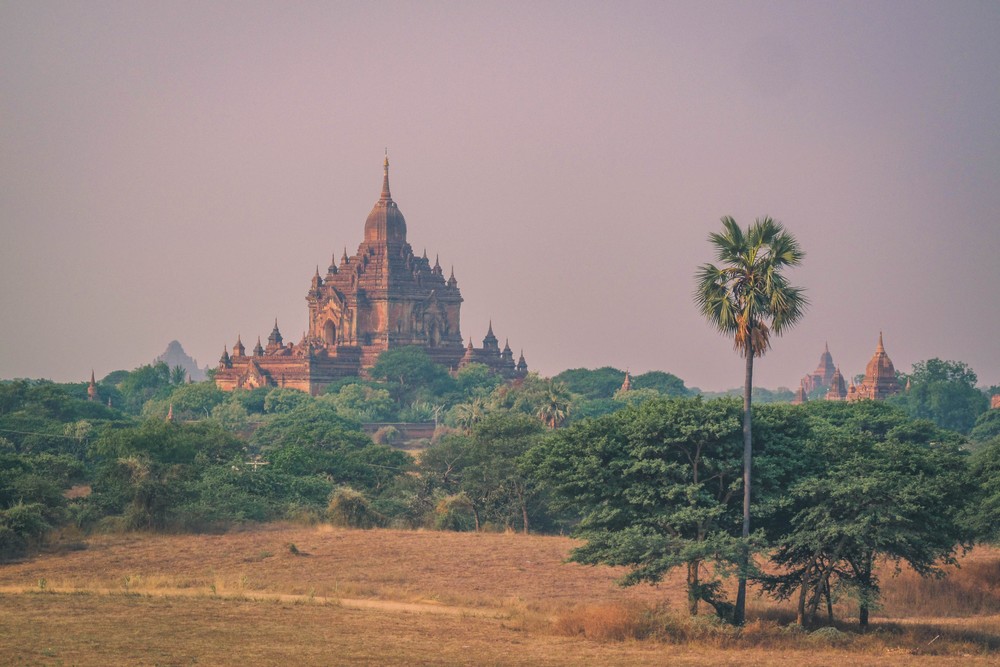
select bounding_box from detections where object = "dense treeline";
[1,348,998,629]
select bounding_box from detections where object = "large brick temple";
[215,157,527,394]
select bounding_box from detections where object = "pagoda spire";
[380,150,392,201]
[876,331,885,353]
[87,370,98,402]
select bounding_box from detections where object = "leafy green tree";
[370,346,455,403]
[92,419,244,466]
[262,388,311,414]
[530,397,745,617]
[569,398,623,421]
[694,215,807,624]
[699,386,796,404]
[632,371,691,396]
[612,387,661,406]
[962,435,1000,543]
[552,367,627,400]
[892,359,989,434]
[211,401,250,432]
[454,363,502,398]
[116,362,172,414]
[970,410,1000,446]
[0,452,79,559]
[228,386,271,415]
[418,433,474,497]
[0,380,118,454]
[252,402,407,494]
[760,402,970,628]
[321,383,396,422]
[142,382,226,421]
[251,401,366,450]
[463,413,547,532]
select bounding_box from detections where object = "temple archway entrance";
[324,320,336,345]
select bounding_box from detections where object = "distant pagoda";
[846,332,901,401]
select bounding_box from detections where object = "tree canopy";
[892,358,989,434]
[530,397,745,617]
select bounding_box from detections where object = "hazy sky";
[2,1,998,391]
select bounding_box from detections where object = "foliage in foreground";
[531,397,974,628]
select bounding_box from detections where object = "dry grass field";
[1,524,999,665]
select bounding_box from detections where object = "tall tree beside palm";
[694,216,807,625]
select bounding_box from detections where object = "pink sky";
[2,1,998,391]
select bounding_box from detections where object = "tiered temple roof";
[847,332,900,401]
[215,157,528,394]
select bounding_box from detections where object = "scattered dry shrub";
[881,555,1000,617]
[552,602,661,641]
[326,487,383,529]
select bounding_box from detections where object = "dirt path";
[0,584,507,617]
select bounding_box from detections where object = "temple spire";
[380,151,392,201]
[876,331,885,353]
[87,370,98,402]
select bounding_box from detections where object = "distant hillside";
[154,340,208,382]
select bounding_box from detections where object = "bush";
[326,487,383,529]
[372,426,399,445]
[0,501,51,561]
[433,493,475,531]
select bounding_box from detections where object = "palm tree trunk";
[734,344,753,626]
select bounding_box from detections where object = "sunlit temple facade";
[215,157,527,394]
[792,334,902,404]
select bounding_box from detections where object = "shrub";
[433,493,475,531]
[372,426,399,446]
[326,487,383,529]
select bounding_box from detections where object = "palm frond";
[694,216,807,358]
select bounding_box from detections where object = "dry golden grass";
[1,524,999,665]
[0,524,682,610]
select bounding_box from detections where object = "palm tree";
[536,380,572,429]
[170,365,188,385]
[451,397,488,433]
[694,216,807,625]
